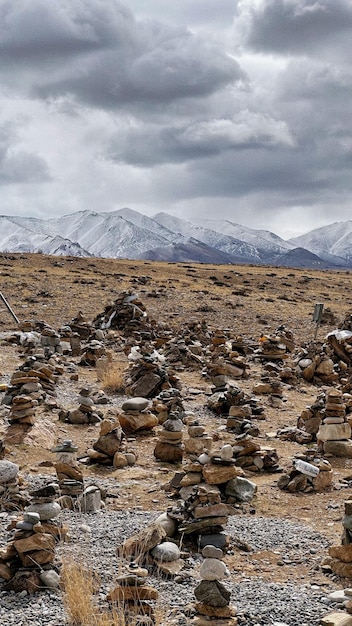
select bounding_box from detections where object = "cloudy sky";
[0,0,351,238]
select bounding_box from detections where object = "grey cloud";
[0,122,49,183]
[237,0,352,56]
[108,113,294,166]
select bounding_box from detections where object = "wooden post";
[313,303,324,340]
[0,291,20,324]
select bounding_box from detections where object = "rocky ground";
[1,253,352,625]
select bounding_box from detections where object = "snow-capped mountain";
[289,221,352,263]
[0,209,351,268]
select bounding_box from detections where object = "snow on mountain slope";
[289,221,352,261]
[152,212,262,261]
[196,218,293,253]
[114,208,186,244]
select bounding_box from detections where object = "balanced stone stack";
[278,453,333,493]
[86,418,124,465]
[231,434,281,474]
[52,440,85,504]
[295,391,326,443]
[107,561,159,625]
[255,333,289,360]
[162,337,204,369]
[59,386,101,424]
[183,422,213,458]
[322,500,352,579]
[193,545,237,625]
[0,460,29,511]
[0,509,61,593]
[152,388,185,424]
[207,383,264,419]
[294,342,338,383]
[79,334,106,367]
[317,389,352,457]
[154,411,184,464]
[226,405,260,438]
[39,323,62,356]
[58,325,82,356]
[118,397,158,435]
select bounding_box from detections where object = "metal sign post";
[0,291,20,324]
[313,303,324,340]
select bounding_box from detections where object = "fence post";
[0,291,20,324]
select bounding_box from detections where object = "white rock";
[199,557,229,580]
[151,541,180,562]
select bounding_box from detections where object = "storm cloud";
[0,0,351,237]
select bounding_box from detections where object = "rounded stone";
[25,501,61,520]
[155,513,177,537]
[202,545,224,559]
[0,460,19,485]
[151,541,180,562]
[199,558,229,581]
[220,444,233,461]
[39,570,61,588]
[198,453,211,465]
[121,397,150,412]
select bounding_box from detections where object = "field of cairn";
[2,252,352,624]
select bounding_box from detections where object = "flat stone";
[317,423,351,442]
[321,613,352,626]
[118,411,158,434]
[202,464,244,485]
[121,397,150,412]
[324,440,352,457]
[329,544,352,563]
[25,501,61,520]
[154,558,184,577]
[107,584,158,602]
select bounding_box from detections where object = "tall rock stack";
[318,389,352,457]
[322,500,352,579]
[39,323,62,356]
[152,388,185,424]
[193,545,237,625]
[86,418,124,466]
[154,412,184,464]
[52,440,85,505]
[59,386,101,425]
[0,460,29,511]
[124,343,181,399]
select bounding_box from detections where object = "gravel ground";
[0,476,344,626]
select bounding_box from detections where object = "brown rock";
[329,544,352,563]
[120,523,166,558]
[154,441,183,463]
[202,464,244,485]
[118,411,158,435]
[14,532,55,555]
[195,602,236,617]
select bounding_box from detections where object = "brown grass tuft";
[97,362,126,394]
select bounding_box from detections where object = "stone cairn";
[52,439,101,512]
[92,291,148,333]
[277,391,326,445]
[59,386,102,425]
[79,330,106,367]
[317,389,352,457]
[154,411,184,464]
[124,343,181,399]
[118,397,158,436]
[252,375,284,409]
[0,459,30,512]
[278,452,333,493]
[294,341,338,384]
[193,545,237,626]
[0,482,64,593]
[207,383,265,421]
[322,499,352,581]
[152,388,185,424]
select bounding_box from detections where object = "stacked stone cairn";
[79,330,106,367]
[193,545,237,626]
[231,433,281,474]
[59,386,101,424]
[207,383,265,420]
[162,337,205,369]
[92,291,148,333]
[0,460,30,512]
[154,411,184,464]
[118,397,158,436]
[0,482,64,593]
[124,342,181,398]
[58,324,82,356]
[252,375,284,408]
[278,452,333,493]
[317,389,352,457]
[152,388,185,424]
[322,500,352,582]
[107,560,159,625]
[254,332,290,360]
[85,414,138,469]
[277,391,325,445]
[294,341,338,384]
[52,439,100,511]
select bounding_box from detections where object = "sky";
[0,0,351,239]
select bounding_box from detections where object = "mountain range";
[0,208,351,269]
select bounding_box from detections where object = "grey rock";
[151,541,180,562]
[225,476,257,502]
[0,460,19,484]
[121,397,150,412]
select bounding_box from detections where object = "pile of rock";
[295,391,326,442]
[231,434,281,474]
[152,388,185,423]
[294,342,338,383]
[183,422,213,459]
[317,389,352,457]
[252,375,284,408]
[38,323,62,356]
[93,291,148,333]
[118,397,158,436]
[0,506,60,593]
[226,406,260,437]
[52,439,84,503]
[124,343,181,398]
[254,331,290,360]
[278,453,333,493]
[193,545,237,625]
[59,386,102,424]
[79,331,106,367]
[154,412,184,464]
[162,337,204,369]
[207,383,264,419]
[64,311,93,340]
[0,460,29,511]
[107,561,159,625]
[322,499,352,579]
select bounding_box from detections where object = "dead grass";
[61,560,167,626]
[97,361,126,394]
